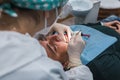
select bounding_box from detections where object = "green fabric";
[11,0,67,10]
[0,3,18,17]
[0,0,68,17]
[85,23,120,80]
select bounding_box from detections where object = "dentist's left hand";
[47,23,73,42]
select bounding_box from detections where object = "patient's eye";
[52,31,58,35]
[52,31,67,35]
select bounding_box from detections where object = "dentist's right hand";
[67,32,86,69]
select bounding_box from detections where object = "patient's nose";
[49,35,61,45]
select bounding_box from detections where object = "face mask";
[44,8,60,29]
[44,2,73,30]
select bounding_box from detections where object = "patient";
[37,29,93,80]
[45,21,120,80]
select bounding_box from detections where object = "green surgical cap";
[11,0,68,10]
[0,0,68,17]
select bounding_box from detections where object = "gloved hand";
[47,23,73,42]
[67,32,86,69]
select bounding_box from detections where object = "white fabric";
[70,0,93,17]
[66,65,93,80]
[59,2,72,19]
[100,0,120,9]
[0,31,68,80]
[70,0,93,11]
[90,0,100,4]
[58,0,93,19]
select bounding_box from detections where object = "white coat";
[0,31,68,80]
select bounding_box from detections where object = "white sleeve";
[100,22,104,26]
[1,57,69,80]
[65,65,93,80]
[0,32,69,80]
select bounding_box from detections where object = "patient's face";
[39,35,69,67]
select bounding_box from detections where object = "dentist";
[0,0,93,80]
[0,0,68,80]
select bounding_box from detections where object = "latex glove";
[47,23,73,42]
[67,32,86,69]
